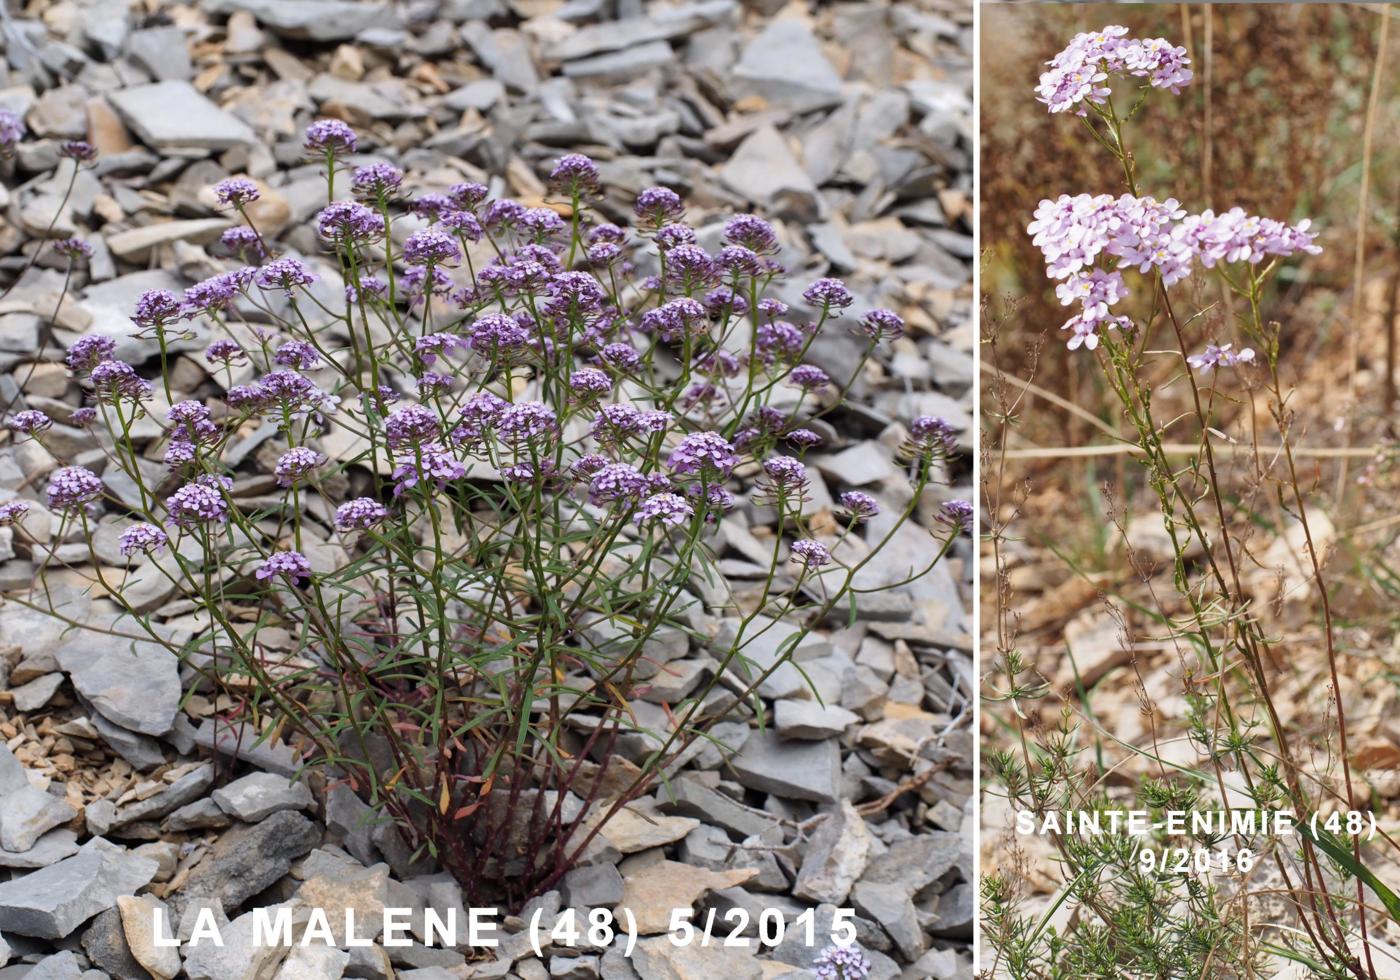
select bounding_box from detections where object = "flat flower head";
[9,410,52,435]
[90,360,153,403]
[653,224,696,251]
[133,290,184,330]
[723,214,778,254]
[440,209,483,242]
[455,391,507,442]
[641,298,708,343]
[317,202,385,246]
[857,308,905,342]
[635,186,684,226]
[497,402,558,447]
[598,343,641,373]
[385,404,442,449]
[1035,26,1191,115]
[813,944,872,980]
[47,466,103,512]
[304,118,357,155]
[214,177,260,208]
[256,549,313,586]
[335,497,389,531]
[838,490,880,522]
[60,140,96,162]
[663,244,717,290]
[274,341,320,370]
[183,268,254,317]
[119,522,168,556]
[468,313,531,359]
[636,492,693,527]
[166,476,230,527]
[549,153,601,196]
[391,443,466,496]
[788,364,831,392]
[350,163,404,199]
[790,539,832,568]
[589,463,648,505]
[448,181,489,210]
[255,257,316,296]
[803,277,853,312]
[1188,342,1256,372]
[0,501,31,525]
[667,431,739,480]
[221,227,264,261]
[403,228,461,266]
[274,447,327,487]
[569,368,612,401]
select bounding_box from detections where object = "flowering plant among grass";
[984,23,1398,980]
[3,119,963,906]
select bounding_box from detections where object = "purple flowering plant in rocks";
[985,23,1391,977]
[5,123,962,908]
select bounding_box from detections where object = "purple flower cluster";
[589,463,649,505]
[761,456,807,494]
[635,186,683,226]
[317,202,385,245]
[803,277,854,311]
[166,476,231,527]
[215,177,260,208]
[275,341,320,369]
[255,257,316,295]
[939,499,974,534]
[789,365,831,392]
[908,416,958,458]
[549,153,601,195]
[404,228,461,266]
[497,403,558,447]
[47,466,103,512]
[790,539,832,568]
[1030,193,1320,350]
[838,490,880,522]
[0,501,30,525]
[812,944,872,980]
[636,492,693,526]
[391,443,466,496]
[275,447,327,486]
[221,227,264,261]
[65,335,117,375]
[119,522,168,557]
[206,340,245,365]
[351,163,404,199]
[335,497,389,531]
[1036,26,1192,115]
[90,360,153,403]
[304,119,357,155]
[256,549,313,585]
[668,432,739,480]
[9,410,52,435]
[183,268,254,316]
[385,404,442,449]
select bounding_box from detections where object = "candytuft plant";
[983,23,1399,979]
[3,121,963,907]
